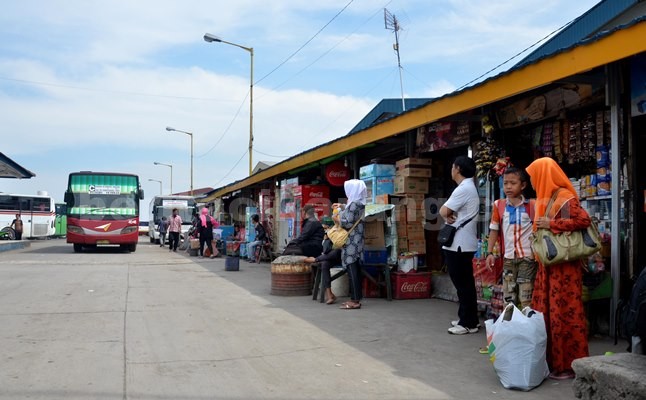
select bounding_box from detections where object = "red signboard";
[325,160,350,187]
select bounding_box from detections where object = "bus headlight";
[121,226,137,235]
[67,225,84,235]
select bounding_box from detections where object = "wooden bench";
[312,263,392,302]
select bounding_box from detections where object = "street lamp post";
[203,33,254,176]
[148,179,162,195]
[165,127,193,196]
[153,161,173,194]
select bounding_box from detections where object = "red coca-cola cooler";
[292,185,331,237]
[391,271,431,299]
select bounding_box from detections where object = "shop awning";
[202,18,646,203]
[0,152,36,179]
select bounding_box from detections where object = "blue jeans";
[247,240,262,259]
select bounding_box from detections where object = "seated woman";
[304,216,342,304]
[287,205,324,257]
[227,223,246,254]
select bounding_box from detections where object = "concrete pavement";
[0,238,619,399]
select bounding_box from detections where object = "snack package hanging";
[484,304,549,391]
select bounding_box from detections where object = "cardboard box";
[401,194,425,209]
[362,176,395,203]
[363,220,385,249]
[406,224,425,240]
[359,164,396,179]
[396,221,408,236]
[374,194,390,205]
[396,167,432,178]
[406,207,425,222]
[396,157,433,168]
[398,236,409,252]
[393,205,407,222]
[394,176,429,194]
[407,239,426,254]
[391,271,431,299]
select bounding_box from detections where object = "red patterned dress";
[531,199,591,374]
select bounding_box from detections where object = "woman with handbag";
[440,156,480,334]
[526,157,591,380]
[333,179,366,310]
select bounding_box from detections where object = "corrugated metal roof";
[516,0,638,67]
[0,152,36,179]
[202,16,646,201]
[348,98,433,134]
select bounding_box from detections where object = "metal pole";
[249,48,254,176]
[169,165,173,195]
[607,63,621,335]
[190,133,194,196]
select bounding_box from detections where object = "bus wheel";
[149,236,154,244]
[129,243,137,252]
[73,244,82,253]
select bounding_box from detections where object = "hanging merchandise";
[553,121,563,162]
[532,125,543,160]
[567,119,579,164]
[542,123,553,158]
[475,116,505,183]
[581,113,596,161]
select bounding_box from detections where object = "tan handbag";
[531,189,602,266]
[326,217,362,249]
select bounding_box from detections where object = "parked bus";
[0,192,56,239]
[54,203,67,237]
[148,195,196,244]
[65,172,144,252]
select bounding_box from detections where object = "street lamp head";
[153,161,160,165]
[165,126,174,132]
[203,33,222,43]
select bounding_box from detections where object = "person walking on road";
[11,214,23,240]
[198,207,218,258]
[168,208,182,252]
[158,216,169,247]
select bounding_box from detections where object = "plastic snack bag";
[485,304,550,391]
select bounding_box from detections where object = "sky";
[1,0,600,219]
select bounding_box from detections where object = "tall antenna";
[384,8,405,111]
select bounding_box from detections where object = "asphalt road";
[0,237,619,400]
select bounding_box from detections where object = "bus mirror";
[138,189,145,200]
[64,192,72,204]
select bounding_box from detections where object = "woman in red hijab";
[526,157,591,380]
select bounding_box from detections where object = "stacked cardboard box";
[360,164,396,204]
[394,157,431,256]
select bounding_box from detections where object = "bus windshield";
[66,173,141,220]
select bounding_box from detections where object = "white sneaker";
[451,320,481,328]
[448,325,479,335]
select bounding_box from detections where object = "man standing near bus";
[168,208,182,252]
[11,214,23,240]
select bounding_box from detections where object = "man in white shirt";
[440,156,480,335]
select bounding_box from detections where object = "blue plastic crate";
[363,249,388,265]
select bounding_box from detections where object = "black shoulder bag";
[437,215,476,247]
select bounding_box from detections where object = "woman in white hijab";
[332,179,366,309]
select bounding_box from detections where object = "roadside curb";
[0,241,31,252]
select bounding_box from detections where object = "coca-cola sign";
[325,160,351,186]
[400,281,429,293]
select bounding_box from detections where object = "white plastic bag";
[484,303,550,391]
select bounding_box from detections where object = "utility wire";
[254,0,355,86]
[196,91,250,158]
[260,0,392,96]
[254,148,292,158]
[212,150,249,187]
[0,76,232,102]
[456,18,577,91]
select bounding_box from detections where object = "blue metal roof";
[516,0,638,67]
[348,98,433,134]
[0,152,35,179]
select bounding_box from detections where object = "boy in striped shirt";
[485,167,537,308]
